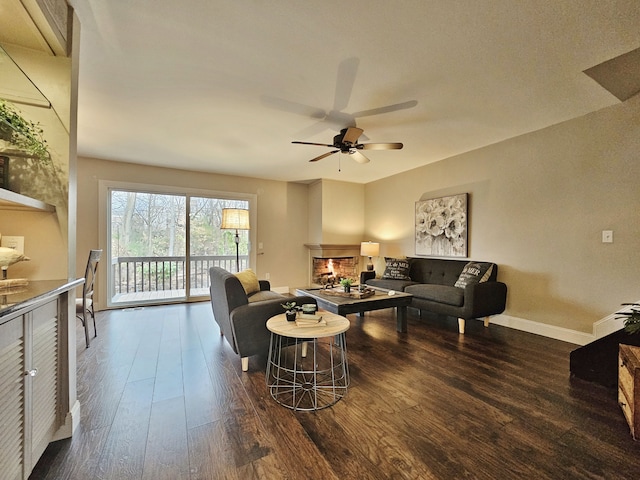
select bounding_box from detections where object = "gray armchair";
[208,266,317,371]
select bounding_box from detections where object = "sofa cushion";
[235,268,260,295]
[454,262,494,289]
[367,278,418,291]
[405,284,464,307]
[381,258,412,280]
[247,290,284,303]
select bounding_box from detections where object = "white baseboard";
[52,399,81,441]
[272,286,290,294]
[593,313,625,338]
[490,301,640,346]
[489,314,594,346]
[592,301,639,338]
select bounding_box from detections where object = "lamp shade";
[221,208,250,230]
[360,242,379,257]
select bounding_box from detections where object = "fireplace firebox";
[305,243,361,287]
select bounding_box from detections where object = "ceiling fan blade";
[342,127,364,144]
[293,121,331,139]
[293,141,334,147]
[357,142,403,150]
[261,95,326,119]
[333,57,360,111]
[352,100,418,118]
[350,150,370,164]
[309,150,339,162]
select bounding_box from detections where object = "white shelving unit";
[0,188,55,212]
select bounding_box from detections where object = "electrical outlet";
[1,236,24,253]
[602,230,613,243]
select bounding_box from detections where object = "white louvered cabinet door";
[27,300,60,473]
[0,315,26,480]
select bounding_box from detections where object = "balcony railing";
[111,255,249,300]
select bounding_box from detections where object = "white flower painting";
[415,193,468,257]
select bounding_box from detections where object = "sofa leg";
[458,318,465,334]
[241,357,249,372]
[484,317,490,328]
[301,341,308,358]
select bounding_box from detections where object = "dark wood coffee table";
[295,286,413,333]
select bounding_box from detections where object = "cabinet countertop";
[0,278,84,323]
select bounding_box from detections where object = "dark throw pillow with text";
[381,258,412,281]
[454,262,494,288]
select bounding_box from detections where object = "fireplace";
[312,257,358,286]
[305,244,361,287]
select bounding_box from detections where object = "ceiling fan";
[292,127,403,163]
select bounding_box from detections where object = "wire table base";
[266,314,350,411]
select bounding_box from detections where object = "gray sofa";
[209,266,317,371]
[363,257,507,334]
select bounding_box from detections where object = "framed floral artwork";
[415,193,468,257]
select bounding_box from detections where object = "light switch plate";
[602,230,613,243]
[1,235,25,253]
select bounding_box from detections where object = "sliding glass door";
[108,187,250,307]
[189,196,249,297]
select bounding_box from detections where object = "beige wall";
[365,94,640,334]
[77,94,639,335]
[307,179,365,244]
[0,42,73,282]
[76,157,311,308]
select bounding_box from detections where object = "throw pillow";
[381,257,412,281]
[235,268,260,295]
[454,262,494,288]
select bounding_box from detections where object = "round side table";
[265,311,350,411]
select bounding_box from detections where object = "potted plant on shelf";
[0,100,50,161]
[281,301,299,321]
[618,303,640,335]
[340,278,352,293]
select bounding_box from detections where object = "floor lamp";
[221,208,250,272]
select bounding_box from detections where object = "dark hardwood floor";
[30,303,640,479]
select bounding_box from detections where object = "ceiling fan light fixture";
[293,126,401,164]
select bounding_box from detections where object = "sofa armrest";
[360,270,376,284]
[462,281,507,318]
[259,279,271,291]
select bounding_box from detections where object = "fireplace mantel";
[304,243,361,255]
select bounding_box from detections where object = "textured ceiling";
[66,0,640,184]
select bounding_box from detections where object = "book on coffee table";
[295,314,326,327]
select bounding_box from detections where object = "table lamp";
[360,241,379,271]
